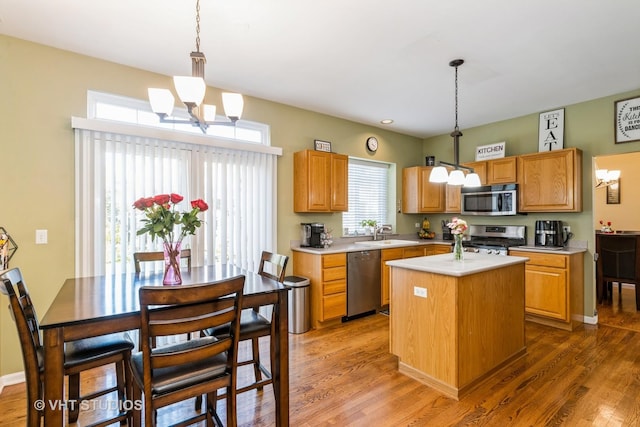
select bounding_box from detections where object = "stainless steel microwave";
[461,184,518,216]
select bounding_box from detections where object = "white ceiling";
[1,0,639,138]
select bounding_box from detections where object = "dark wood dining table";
[39,264,290,426]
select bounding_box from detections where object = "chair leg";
[252,337,263,390]
[68,373,81,423]
[121,357,133,425]
[224,385,237,427]
[131,380,142,427]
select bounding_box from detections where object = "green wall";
[0,35,422,376]
[422,87,640,325]
[2,33,640,378]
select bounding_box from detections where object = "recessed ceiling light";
[380,119,394,125]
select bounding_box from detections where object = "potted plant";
[360,219,377,235]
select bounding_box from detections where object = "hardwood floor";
[2,287,640,426]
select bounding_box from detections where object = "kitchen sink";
[355,239,421,248]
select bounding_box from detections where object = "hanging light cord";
[453,63,459,132]
[195,0,201,52]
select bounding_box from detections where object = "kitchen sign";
[475,141,505,161]
[538,108,564,152]
[615,96,640,144]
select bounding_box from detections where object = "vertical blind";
[342,158,390,234]
[75,128,277,277]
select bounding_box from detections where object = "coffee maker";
[535,220,565,247]
[301,223,325,248]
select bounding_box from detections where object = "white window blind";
[74,126,278,277]
[342,158,391,235]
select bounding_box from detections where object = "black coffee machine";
[535,220,565,247]
[301,223,325,248]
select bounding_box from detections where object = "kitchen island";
[387,252,528,399]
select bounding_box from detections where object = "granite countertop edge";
[291,241,587,255]
[386,252,529,277]
[291,239,452,255]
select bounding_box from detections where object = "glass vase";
[453,234,464,262]
[163,241,182,285]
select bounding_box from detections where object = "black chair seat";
[63,333,134,370]
[207,309,270,338]
[131,337,228,396]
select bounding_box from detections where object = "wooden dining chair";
[0,267,134,427]
[130,275,245,427]
[134,249,192,274]
[202,251,288,401]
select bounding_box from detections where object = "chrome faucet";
[373,224,392,241]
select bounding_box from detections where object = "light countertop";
[386,252,529,277]
[291,239,452,255]
[508,246,587,255]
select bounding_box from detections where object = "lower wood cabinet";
[293,251,346,329]
[509,250,584,331]
[381,243,452,306]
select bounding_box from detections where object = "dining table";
[39,264,290,426]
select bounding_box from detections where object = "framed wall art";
[314,139,332,152]
[606,181,620,204]
[615,96,640,144]
[538,108,564,152]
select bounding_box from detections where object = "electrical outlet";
[413,286,427,298]
[563,225,571,234]
[415,222,421,228]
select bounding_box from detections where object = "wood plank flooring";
[2,286,640,426]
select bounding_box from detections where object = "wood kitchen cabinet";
[402,166,445,213]
[509,250,584,331]
[517,148,582,212]
[462,156,517,185]
[381,248,404,306]
[294,149,348,212]
[293,251,346,329]
[381,243,452,306]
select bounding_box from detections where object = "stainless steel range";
[463,225,526,256]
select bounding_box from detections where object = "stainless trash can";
[283,275,310,334]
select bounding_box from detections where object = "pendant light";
[429,59,481,187]
[148,0,244,134]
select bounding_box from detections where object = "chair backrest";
[258,251,289,283]
[134,249,192,274]
[0,268,43,414]
[137,275,245,387]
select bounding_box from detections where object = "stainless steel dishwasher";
[345,249,381,320]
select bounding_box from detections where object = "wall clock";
[366,136,378,152]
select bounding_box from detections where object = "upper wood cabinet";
[445,184,461,213]
[294,150,348,212]
[463,156,517,185]
[517,148,582,212]
[402,166,445,213]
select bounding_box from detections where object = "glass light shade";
[447,170,466,186]
[222,92,244,120]
[463,172,482,187]
[203,104,217,122]
[595,169,609,180]
[607,170,621,180]
[173,76,206,105]
[148,88,175,115]
[429,166,449,183]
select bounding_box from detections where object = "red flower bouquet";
[133,193,208,284]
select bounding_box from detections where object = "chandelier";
[148,0,244,134]
[429,59,481,187]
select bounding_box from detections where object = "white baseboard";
[0,371,25,394]
[583,313,598,325]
